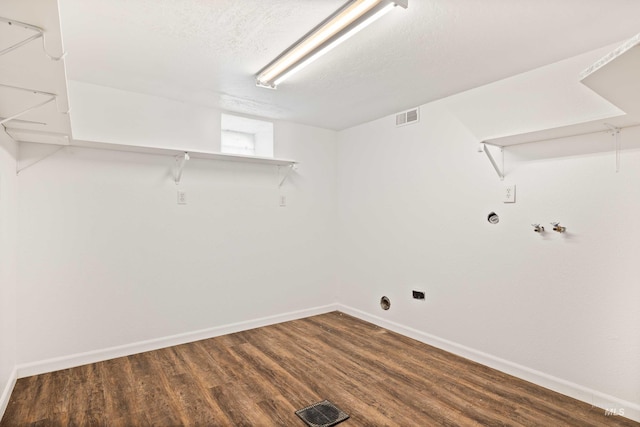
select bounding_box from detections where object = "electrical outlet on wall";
[177,190,187,205]
[412,290,426,300]
[503,185,516,203]
[279,195,287,207]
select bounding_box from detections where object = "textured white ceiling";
[58,0,640,130]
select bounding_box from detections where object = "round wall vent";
[380,296,391,310]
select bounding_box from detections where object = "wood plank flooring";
[1,311,637,426]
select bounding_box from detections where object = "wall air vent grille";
[395,108,419,127]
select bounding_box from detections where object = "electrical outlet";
[412,290,425,300]
[503,185,516,203]
[279,195,287,207]
[177,190,187,205]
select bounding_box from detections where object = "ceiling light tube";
[256,0,408,89]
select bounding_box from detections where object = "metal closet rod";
[0,16,66,60]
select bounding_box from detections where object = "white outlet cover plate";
[504,185,516,203]
[177,190,187,205]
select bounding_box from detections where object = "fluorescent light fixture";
[256,0,408,89]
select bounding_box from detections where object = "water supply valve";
[532,224,544,233]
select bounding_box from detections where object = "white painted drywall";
[445,43,624,140]
[68,80,222,151]
[16,120,337,365]
[0,131,18,416]
[336,96,640,412]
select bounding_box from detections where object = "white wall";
[0,131,18,416]
[336,98,640,416]
[445,44,623,140]
[68,80,222,151]
[16,120,337,368]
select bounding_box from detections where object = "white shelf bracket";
[0,117,46,126]
[278,164,296,188]
[16,146,65,175]
[605,123,622,173]
[479,142,504,180]
[0,16,67,61]
[0,83,68,125]
[0,97,56,125]
[174,152,190,185]
[8,129,66,175]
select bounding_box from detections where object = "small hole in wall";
[380,296,391,310]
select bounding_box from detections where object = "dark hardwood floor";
[1,311,637,426]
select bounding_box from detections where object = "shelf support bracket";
[278,164,296,188]
[0,83,68,126]
[8,129,66,175]
[174,152,190,185]
[605,123,621,173]
[0,117,46,126]
[16,145,65,175]
[0,97,56,126]
[0,16,67,60]
[480,142,504,180]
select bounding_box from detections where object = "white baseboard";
[16,303,339,379]
[0,367,17,421]
[337,304,640,423]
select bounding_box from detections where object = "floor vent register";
[295,400,349,427]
